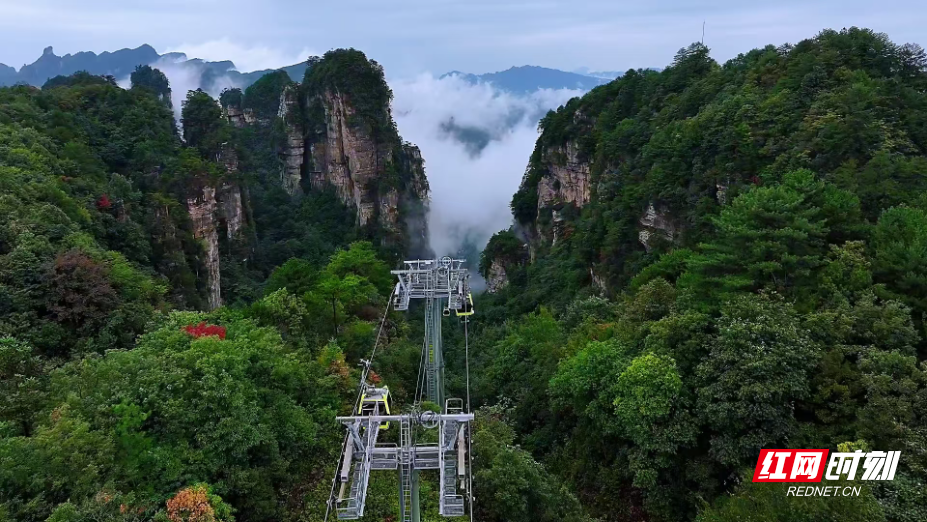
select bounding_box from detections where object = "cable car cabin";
[358,386,392,429]
[455,293,475,317]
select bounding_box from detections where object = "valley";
[1,25,927,522]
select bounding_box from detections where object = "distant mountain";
[441,65,611,94]
[11,45,160,86]
[0,63,19,85]
[0,44,307,89]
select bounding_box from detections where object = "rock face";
[308,90,429,235]
[309,91,382,226]
[590,266,607,293]
[225,107,256,128]
[638,202,677,252]
[184,51,430,312]
[537,141,591,210]
[226,107,246,128]
[550,209,569,245]
[217,144,239,176]
[399,143,429,249]
[215,52,429,260]
[403,144,429,202]
[187,183,245,310]
[278,86,305,195]
[187,186,221,310]
[486,260,509,293]
[216,145,245,239]
[185,145,248,311]
[218,184,243,239]
[521,139,591,245]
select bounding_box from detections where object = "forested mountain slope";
[473,27,927,521]
[0,46,426,345]
[0,45,576,522]
[0,49,449,522]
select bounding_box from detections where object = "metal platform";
[334,409,474,520]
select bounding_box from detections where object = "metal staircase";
[423,297,441,405]
[335,418,380,520]
[399,416,414,522]
[439,399,466,516]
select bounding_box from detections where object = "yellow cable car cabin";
[358,386,392,429]
[455,292,475,317]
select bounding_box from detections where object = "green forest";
[2,27,927,522]
[480,27,927,521]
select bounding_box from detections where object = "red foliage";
[166,485,215,522]
[368,370,382,384]
[750,175,762,185]
[97,194,112,210]
[183,322,227,340]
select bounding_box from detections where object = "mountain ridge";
[441,64,612,93]
[0,44,308,88]
[2,44,646,98]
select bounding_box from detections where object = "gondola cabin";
[455,292,475,317]
[358,386,392,429]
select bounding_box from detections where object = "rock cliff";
[299,50,430,254]
[486,260,509,293]
[278,85,305,194]
[480,229,528,294]
[516,138,591,246]
[222,50,430,254]
[638,202,677,252]
[307,90,428,236]
[218,184,243,239]
[184,145,248,310]
[187,186,221,310]
[308,90,381,222]
[216,145,246,241]
[536,141,591,211]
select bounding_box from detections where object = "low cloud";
[391,73,581,257]
[166,38,314,72]
[118,58,235,128]
[146,40,314,125]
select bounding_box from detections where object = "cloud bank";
[118,39,315,126]
[166,38,315,73]
[391,73,581,257]
[119,54,240,124]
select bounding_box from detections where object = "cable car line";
[324,257,476,522]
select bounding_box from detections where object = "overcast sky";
[1,0,925,75]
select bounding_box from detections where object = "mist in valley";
[118,55,239,124]
[390,73,581,259]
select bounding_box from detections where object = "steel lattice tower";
[327,257,474,522]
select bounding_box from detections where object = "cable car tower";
[324,257,475,522]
